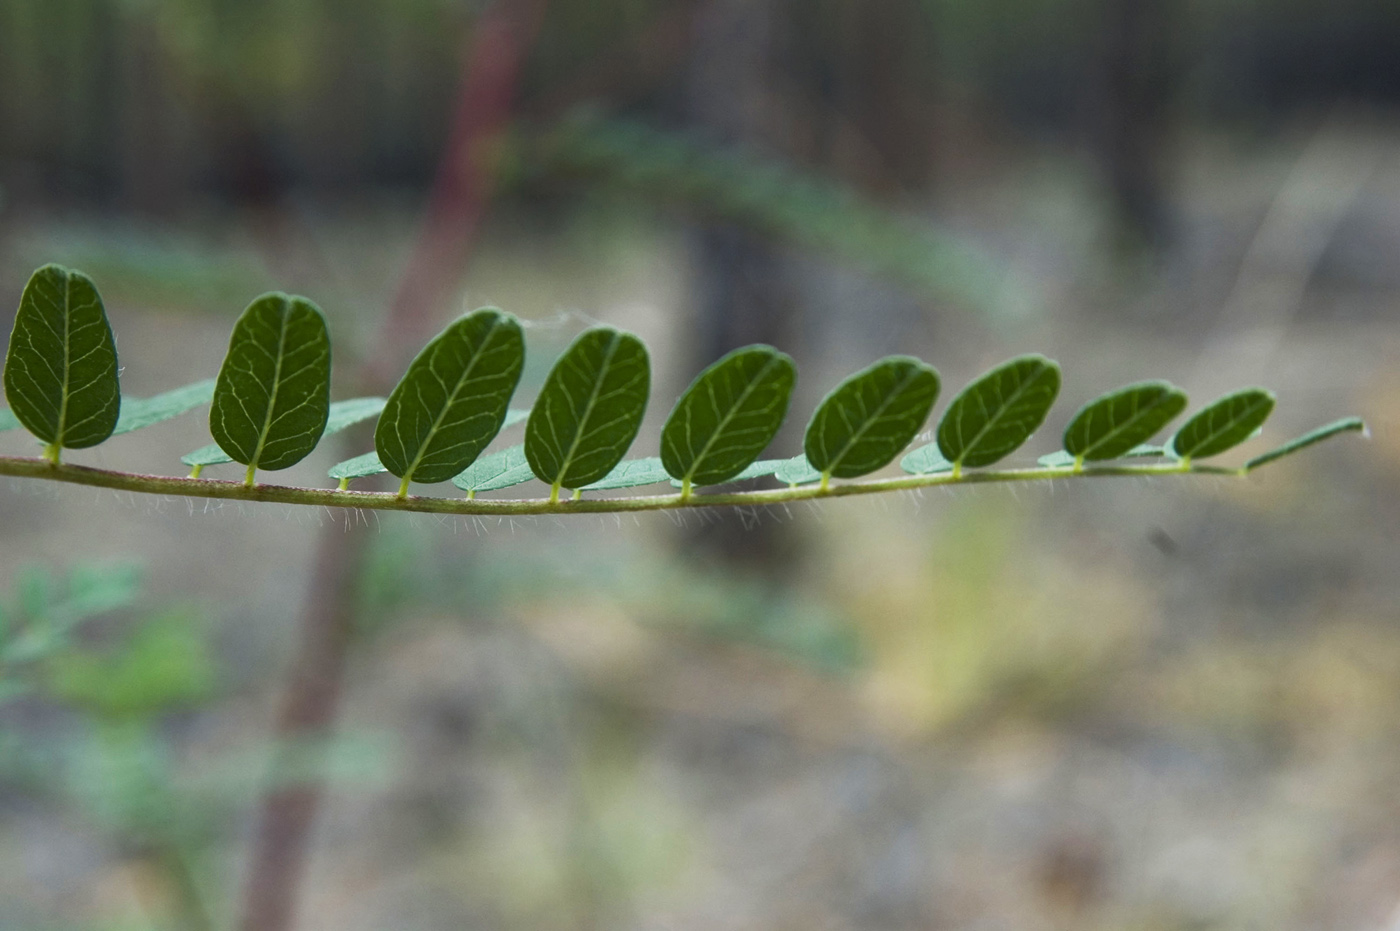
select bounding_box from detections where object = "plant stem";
[238,521,365,931]
[0,453,1244,517]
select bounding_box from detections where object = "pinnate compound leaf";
[1245,417,1366,471]
[114,379,216,435]
[328,451,386,482]
[185,396,389,469]
[376,308,525,486]
[901,442,954,474]
[1063,380,1187,461]
[452,444,535,494]
[525,327,650,491]
[804,356,940,479]
[210,293,331,471]
[773,453,822,485]
[661,345,795,487]
[937,354,1060,469]
[583,457,672,491]
[3,264,121,450]
[1170,388,1275,460]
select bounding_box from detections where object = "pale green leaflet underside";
[774,453,822,485]
[328,451,386,482]
[114,379,217,435]
[669,458,785,489]
[1063,380,1188,462]
[452,444,535,494]
[376,308,525,488]
[1171,388,1275,460]
[525,326,650,493]
[584,457,671,491]
[210,293,331,473]
[3,264,121,453]
[805,356,940,479]
[661,345,795,488]
[901,443,953,474]
[938,354,1061,469]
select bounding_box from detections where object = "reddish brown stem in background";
[238,3,546,930]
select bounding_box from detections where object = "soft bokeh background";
[1,1,1398,929]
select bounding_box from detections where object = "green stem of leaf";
[42,443,60,466]
[244,464,257,488]
[397,476,411,499]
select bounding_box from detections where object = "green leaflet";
[669,458,785,489]
[804,356,940,479]
[113,379,216,435]
[0,408,20,432]
[1245,417,1366,472]
[209,293,331,475]
[902,443,955,474]
[3,264,121,455]
[583,457,671,491]
[1171,388,1276,460]
[660,345,795,489]
[325,396,386,433]
[773,453,822,485]
[376,308,525,491]
[328,451,386,482]
[1063,380,1187,462]
[525,326,650,495]
[937,354,1061,469]
[184,396,386,470]
[452,444,535,495]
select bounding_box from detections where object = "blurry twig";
[1191,110,1383,390]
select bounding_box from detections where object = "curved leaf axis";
[0,263,1367,516]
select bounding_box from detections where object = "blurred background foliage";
[1,0,1399,929]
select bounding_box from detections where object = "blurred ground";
[1,108,1398,931]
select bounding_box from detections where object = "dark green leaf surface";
[661,345,795,486]
[774,453,822,485]
[583,457,671,491]
[804,356,940,478]
[937,354,1061,468]
[525,327,650,491]
[185,396,389,468]
[669,458,785,488]
[452,444,535,494]
[1063,380,1187,461]
[3,264,121,450]
[901,442,954,474]
[1171,388,1276,460]
[376,308,525,486]
[1245,417,1365,471]
[113,379,216,435]
[209,293,331,471]
[328,451,386,481]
